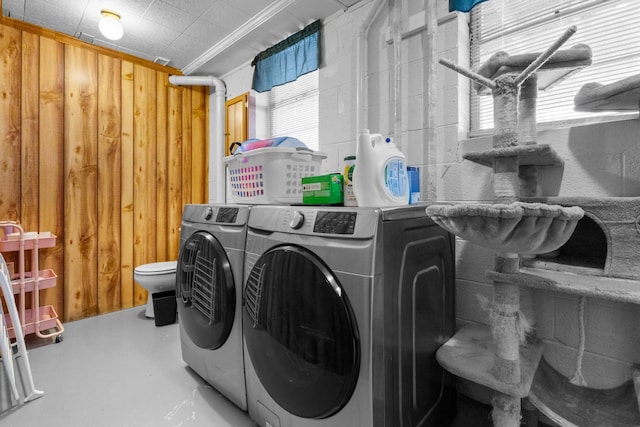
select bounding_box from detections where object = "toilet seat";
[134,261,177,276]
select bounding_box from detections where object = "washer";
[242,205,456,427]
[177,204,249,410]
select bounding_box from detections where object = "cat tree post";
[518,76,538,145]
[491,258,522,425]
[517,76,539,347]
[518,75,540,198]
[492,75,520,204]
[491,73,521,378]
[491,74,523,426]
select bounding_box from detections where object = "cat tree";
[430,23,640,425]
[426,27,590,426]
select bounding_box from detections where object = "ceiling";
[1,0,363,76]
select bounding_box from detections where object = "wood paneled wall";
[0,22,209,321]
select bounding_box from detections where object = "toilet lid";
[134,261,177,275]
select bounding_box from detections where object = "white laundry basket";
[224,147,327,204]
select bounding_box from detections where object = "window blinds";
[269,70,319,151]
[470,0,640,131]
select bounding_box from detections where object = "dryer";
[177,204,249,410]
[242,205,456,427]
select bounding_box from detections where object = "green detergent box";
[302,173,344,205]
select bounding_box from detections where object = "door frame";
[225,93,248,156]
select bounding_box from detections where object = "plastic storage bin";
[223,147,327,204]
[152,290,177,327]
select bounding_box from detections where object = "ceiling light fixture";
[99,9,123,41]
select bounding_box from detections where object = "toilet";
[133,261,177,318]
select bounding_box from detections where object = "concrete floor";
[0,307,253,427]
[0,306,500,427]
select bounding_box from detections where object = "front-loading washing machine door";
[177,231,235,350]
[243,244,360,419]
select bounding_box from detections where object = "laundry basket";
[224,147,327,204]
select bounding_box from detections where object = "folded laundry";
[230,136,307,153]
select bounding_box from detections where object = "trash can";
[152,290,177,326]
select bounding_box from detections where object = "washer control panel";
[200,206,239,223]
[182,204,248,226]
[215,207,239,223]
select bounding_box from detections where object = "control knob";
[202,207,214,220]
[289,210,305,229]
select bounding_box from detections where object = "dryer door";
[177,231,235,350]
[243,244,360,419]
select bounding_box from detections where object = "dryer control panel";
[249,206,379,239]
[313,211,357,234]
[284,209,362,236]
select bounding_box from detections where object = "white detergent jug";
[352,129,409,207]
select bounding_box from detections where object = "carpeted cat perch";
[574,73,640,112]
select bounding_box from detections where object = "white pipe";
[356,0,387,135]
[169,75,223,88]
[168,75,227,204]
[423,2,437,202]
[391,0,402,147]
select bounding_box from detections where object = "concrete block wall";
[318,0,469,181]
[316,2,369,172]
[219,0,640,390]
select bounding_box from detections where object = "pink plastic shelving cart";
[0,221,64,342]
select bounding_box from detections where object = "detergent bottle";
[352,129,409,207]
[343,156,357,206]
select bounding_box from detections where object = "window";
[269,70,319,150]
[470,0,640,132]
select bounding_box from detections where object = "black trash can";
[152,290,177,326]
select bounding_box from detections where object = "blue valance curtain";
[449,0,490,12]
[251,20,321,93]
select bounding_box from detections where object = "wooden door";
[225,93,248,156]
